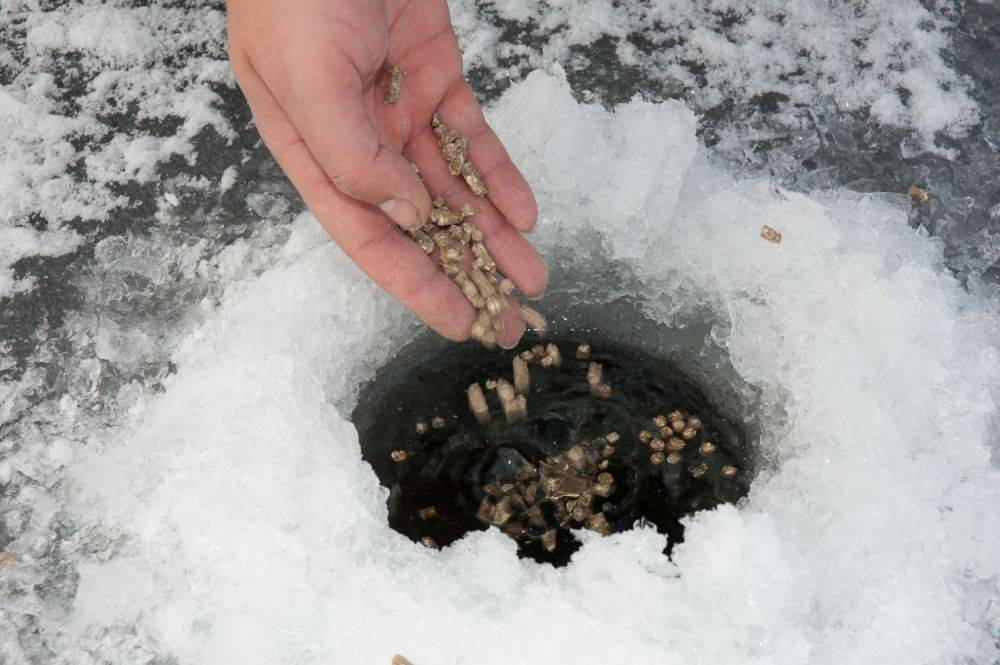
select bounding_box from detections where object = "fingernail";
[379,198,421,230]
[499,334,521,350]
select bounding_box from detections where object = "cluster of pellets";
[391,340,742,552]
[383,65,546,348]
[637,410,736,478]
[476,438,616,552]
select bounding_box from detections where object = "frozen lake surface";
[1,1,999,663]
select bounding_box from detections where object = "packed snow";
[2,1,1000,664]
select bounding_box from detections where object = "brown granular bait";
[432,114,488,196]
[383,64,403,104]
[907,185,929,202]
[402,114,553,349]
[760,225,783,244]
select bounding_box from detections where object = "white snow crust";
[41,71,1000,665]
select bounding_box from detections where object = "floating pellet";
[521,306,548,334]
[539,356,554,369]
[496,378,515,406]
[509,395,528,423]
[597,472,613,486]
[415,421,428,434]
[639,430,653,444]
[606,432,620,444]
[519,350,534,362]
[652,415,667,428]
[485,379,497,390]
[467,382,490,425]
[566,445,586,470]
[667,410,683,421]
[541,530,557,552]
[576,344,591,360]
[691,462,709,478]
[667,452,682,465]
[420,536,438,549]
[721,464,738,478]
[587,362,603,385]
[383,64,403,104]
[545,343,562,368]
[391,450,407,462]
[431,416,445,429]
[512,356,530,395]
[601,444,615,458]
[671,419,685,433]
[699,441,716,454]
[687,417,702,430]
[650,438,666,452]
[596,384,612,398]
[667,438,685,452]
[418,506,438,521]
[598,460,609,470]
[681,427,697,440]
[650,452,665,465]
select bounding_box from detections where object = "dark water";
[353,333,751,565]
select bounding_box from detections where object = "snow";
[41,71,1000,664]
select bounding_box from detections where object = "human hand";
[226,0,547,346]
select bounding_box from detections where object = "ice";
[458,0,979,153]
[20,71,991,664]
[0,3,233,298]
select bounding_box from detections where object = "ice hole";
[353,294,757,566]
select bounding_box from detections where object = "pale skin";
[226,0,548,347]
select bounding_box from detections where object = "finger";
[405,125,548,299]
[325,195,476,342]
[255,43,432,231]
[494,296,527,349]
[232,54,475,340]
[432,82,538,233]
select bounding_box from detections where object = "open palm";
[227,0,547,346]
